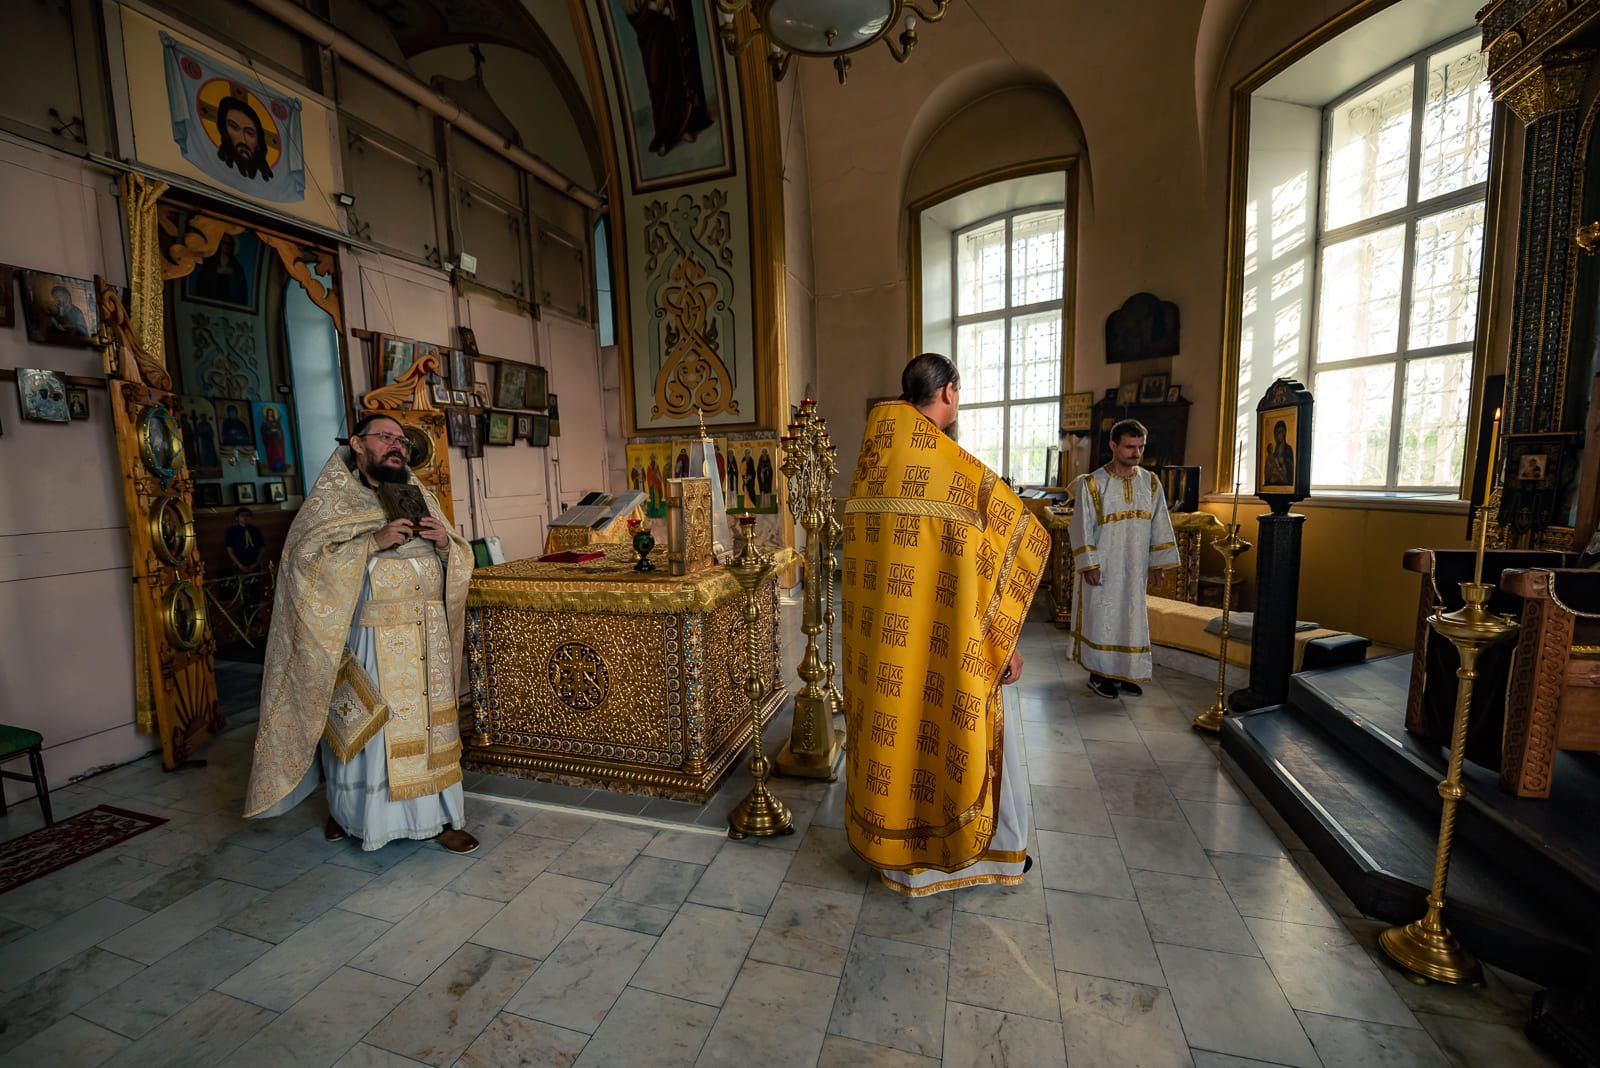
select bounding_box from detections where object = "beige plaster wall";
[796,0,1519,651]
[0,136,146,801]
[799,0,1508,490]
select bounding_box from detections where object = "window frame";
[1306,29,1491,493]
[949,202,1068,482]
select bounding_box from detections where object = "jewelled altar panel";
[465,543,788,800]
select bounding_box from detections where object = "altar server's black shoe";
[1087,676,1118,699]
[1120,681,1144,697]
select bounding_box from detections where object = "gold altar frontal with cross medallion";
[464,542,796,801]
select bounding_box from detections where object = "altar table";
[463,542,793,801]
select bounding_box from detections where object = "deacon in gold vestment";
[842,355,1049,895]
[245,414,480,853]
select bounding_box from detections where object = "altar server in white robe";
[1068,418,1180,699]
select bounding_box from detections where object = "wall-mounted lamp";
[334,192,356,207]
[453,252,478,275]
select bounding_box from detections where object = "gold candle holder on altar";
[774,399,843,780]
[1380,409,1513,985]
[727,515,794,839]
[1194,522,1250,732]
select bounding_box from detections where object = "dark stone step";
[1221,690,1594,987]
[1289,656,1600,919]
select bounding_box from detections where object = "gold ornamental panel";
[149,493,196,567]
[549,642,610,710]
[481,608,676,757]
[165,580,206,650]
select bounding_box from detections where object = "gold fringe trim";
[389,740,426,759]
[428,741,462,769]
[878,867,1026,898]
[387,765,462,802]
[430,703,459,726]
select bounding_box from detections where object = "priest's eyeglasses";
[360,431,407,447]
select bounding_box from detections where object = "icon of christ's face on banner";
[200,82,279,182]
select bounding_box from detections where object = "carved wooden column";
[1496,49,1591,435]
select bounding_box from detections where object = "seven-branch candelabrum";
[776,400,844,778]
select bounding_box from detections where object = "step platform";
[1221,654,1598,987]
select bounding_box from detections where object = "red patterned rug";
[0,805,167,895]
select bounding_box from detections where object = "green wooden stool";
[0,726,52,826]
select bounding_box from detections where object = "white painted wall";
[0,135,146,800]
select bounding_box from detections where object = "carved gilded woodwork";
[100,282,224,765]
[1500,584,1568,796]
[121,174,169,361]
[643,192,739,421]
[158,206,345,332]
[1481,0,1600,98]
[360,348,443,411]
[1498,48,1592,122]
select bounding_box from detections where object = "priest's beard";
[363,456,412,484]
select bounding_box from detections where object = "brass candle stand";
[821,507,844,715]
[727,516,794,839]
[1378,580,1516,984]
[774,399,843,779]
[1194,524,1251,732]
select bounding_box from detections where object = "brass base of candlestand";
[773,694,842,780]
[1193,526,1249,735]
[1193,699,1228,733]
[1379,909,1484,986]
[1377,580,1513,987]
[728,754,794,838]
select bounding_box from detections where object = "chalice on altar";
[628,519,657,572]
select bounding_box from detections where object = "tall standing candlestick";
[1472,408,1501,586]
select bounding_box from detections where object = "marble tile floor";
[0,616,1557,1066]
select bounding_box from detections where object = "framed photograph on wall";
[194,482,223,507]
[430,384,452,406]
[494,362,528,410]
[523,365,549,409]
[451,389,469,406]
[0,264,14,327]
[1166,386,1182,404]
[234,482,257,504]
[446,408,476,448]
[514,413,533,440]
[486,410,515,446]
[449,348,474,392]
[18,270,99,346]
[547,393,561,436]
[264,480,287,502]
[1138,373,1169,403]
[528,413,551,447]
[17,368,70,422]
[376,336,416,388]
[67,387,89,419]
[1116,382,1138,406]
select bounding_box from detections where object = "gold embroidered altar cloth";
[465,542,796,800]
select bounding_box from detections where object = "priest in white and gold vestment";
[244,413,479,853]
[1068,418,1179,699]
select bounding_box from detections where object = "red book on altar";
[537,550,605,563]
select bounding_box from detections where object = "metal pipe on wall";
[239,0,604,211]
